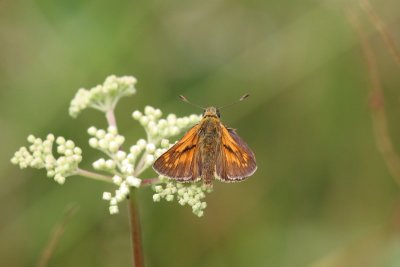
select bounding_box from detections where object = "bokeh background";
[2,0,400,266]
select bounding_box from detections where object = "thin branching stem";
[106,109,117,128]
[141,177,160,187]
[134,152,148,177]
[76,168,113,183]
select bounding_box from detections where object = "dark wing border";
[153,124,202,181]
[216,125,257,182]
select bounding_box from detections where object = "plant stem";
[105,106,147,266]
[106,109,117,128]
[76,168,113,183]
[348,10,400,187]
[128,189,144,267]
[134,152,148,177]
[360,0,400,66]
[37,205,78,267]
[141,177,160,187]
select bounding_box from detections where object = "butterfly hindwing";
[216,125,257,182]
[153,124,201,181]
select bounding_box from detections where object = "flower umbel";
[11,75,212,217]
[10,75,219,267]
[132,105,201,145]
[69,75,137,118]
[153,177,211,217]
[11,134,82,184]
[99,105,202,215]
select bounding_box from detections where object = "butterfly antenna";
[219,94,250,109]
[179,95,205,109]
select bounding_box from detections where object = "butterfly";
[152,95,257,186]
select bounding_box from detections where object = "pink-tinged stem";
[106,109,117,128]
[141,178,160,187]
[128,190,144,267]
[105,107,147,266]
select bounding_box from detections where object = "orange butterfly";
[153,95,257,186]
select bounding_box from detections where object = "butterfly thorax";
[198,111,222,185]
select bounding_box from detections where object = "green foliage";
[2,0,400,266]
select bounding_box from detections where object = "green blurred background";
[2,0,400,266]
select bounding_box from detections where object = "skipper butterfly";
[153,95,257,186]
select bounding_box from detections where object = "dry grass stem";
[36,205,78,267]
[348,10,400,188]
[360,0,400,66]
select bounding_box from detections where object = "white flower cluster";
[152,177,212,217]
[95,106,201,215]
[11,134,82,184]
[11,74,212,217]
[69,75,137,118]
[87,125,142,213]
[88,125,125,165]
[132,105,201,145]
[102,174,141,214]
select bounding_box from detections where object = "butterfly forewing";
[216,125,257,182]
[153,124,202,181]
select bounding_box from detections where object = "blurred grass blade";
[36,204,79,267]
[359,0,400,66]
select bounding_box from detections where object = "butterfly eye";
[217,109,221,118]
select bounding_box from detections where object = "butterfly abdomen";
[198,117,222,185]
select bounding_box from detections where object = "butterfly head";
[203,107,221,118]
